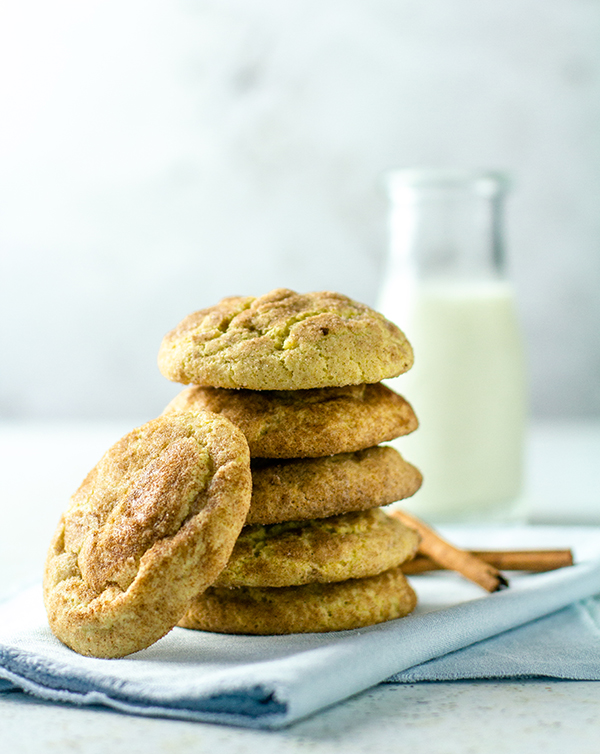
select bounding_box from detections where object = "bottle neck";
[387,171,509,284]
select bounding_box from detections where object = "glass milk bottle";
[378,169,527,523]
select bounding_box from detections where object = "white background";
[0,0,598,422]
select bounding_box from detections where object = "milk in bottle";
[378,170,527,522]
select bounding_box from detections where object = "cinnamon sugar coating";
[164,382,418,458]
[43,411,251,658]
[215,509,420,587]
[179,567,417,635]
[248,447,423,525]
[158,288,413,390]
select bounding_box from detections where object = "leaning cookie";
[164,382,418,458]
[158,288,414,390]
[215,509,420,588]
[179,567,417,635]
[248,447,423,525]
[43,411,251,658]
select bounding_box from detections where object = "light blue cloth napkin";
[1,526,600,729]
[388,597,600,682]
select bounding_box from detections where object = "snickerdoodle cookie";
[164,382,418,458]
[179,567,417,635]
[158,288,413,390]
[247,447,423,525]
[43,411,252,658]
[214,509,420,588]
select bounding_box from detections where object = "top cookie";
[43,410,251,658]
[158,288,413,390]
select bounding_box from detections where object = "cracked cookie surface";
[248,447,423,525]
[158,288,413,390]
[43,411,251,658]
[164,382,418,458]
[179,567,417,635]
[215,509,420,587]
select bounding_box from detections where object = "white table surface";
[1,419,599,754]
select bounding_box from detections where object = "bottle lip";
[387,168,511,196]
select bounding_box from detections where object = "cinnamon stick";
[389,509,509,592]
[404,549,574,575]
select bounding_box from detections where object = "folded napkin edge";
[0,660,293,728]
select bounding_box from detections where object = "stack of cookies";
[43,288,424,658]
[158,288,424,635]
